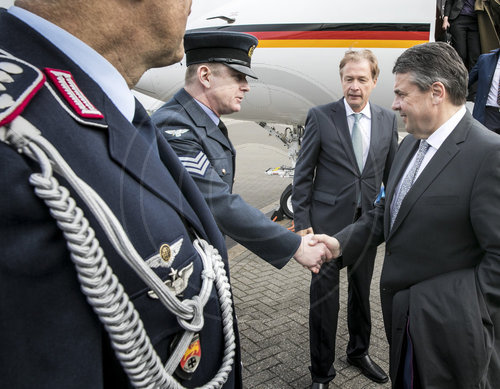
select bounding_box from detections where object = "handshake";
[293,228,341,274]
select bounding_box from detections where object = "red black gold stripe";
[191,23,430,48]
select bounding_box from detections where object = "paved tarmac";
[224,120,392,389]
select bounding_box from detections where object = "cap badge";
[44,68,104,119]
[248,45,256,58]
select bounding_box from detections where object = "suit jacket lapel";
[387,116,468,237]
[332,100,360,173]
[384,136,419,238]
[366,104,383,173]
[176,89,235,153]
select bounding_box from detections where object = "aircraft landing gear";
[280,184,294,219]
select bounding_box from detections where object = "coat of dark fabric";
[335,111,500,388]
[152,88,301,268]
[292,98,398,382]
[469,48,500,125]
[0,10,241,388]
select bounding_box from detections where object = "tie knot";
[353,113,362,123]
[419,140,430,153]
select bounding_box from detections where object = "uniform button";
[221,168,226,175]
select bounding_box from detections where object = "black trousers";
[309,215,377,383]
[449,14,481,71]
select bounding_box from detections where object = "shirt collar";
[426,105,466,150]
[193,97,220,125]
[344,98,372,119]
[8,6,136,122]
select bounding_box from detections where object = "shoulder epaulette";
[0,54,45,127]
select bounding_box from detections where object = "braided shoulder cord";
[1,116,235,388]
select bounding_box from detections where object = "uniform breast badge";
[171,332,202,380]
[165,128,189,137]
[148,262,194,299]
[146,238,183,269]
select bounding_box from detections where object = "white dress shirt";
[344,99,372,167]
[390,105,466,216]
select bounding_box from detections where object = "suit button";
[386,250,391,256]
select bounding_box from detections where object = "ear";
[431,81,445,104]
[198,65,211,88]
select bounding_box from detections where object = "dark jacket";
[469,48,500,124]
[152,88,301,268]
[292,98,398,235]
[336,112,500,388]
[0,9,240,388]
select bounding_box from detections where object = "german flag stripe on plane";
[190,23,430,48]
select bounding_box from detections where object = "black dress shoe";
[347,354,389,384]
[311,383,329,389]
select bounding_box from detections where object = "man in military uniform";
[1,1,331,388]
[152,31,329,272]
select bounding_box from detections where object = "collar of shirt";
[392,105,466,211]
[344,99,372,121]
[425,105,466,152]
[9,6,136,122]
[194,97,220,126]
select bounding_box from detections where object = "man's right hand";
[293,233,331,274]
[296,227,314,237]
[308,234,342,259]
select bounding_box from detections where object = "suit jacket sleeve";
[471,147,500,316]
[468,57,479,88]
[291,107,321,231]
[156,119,301,269]
[383,113,399,187]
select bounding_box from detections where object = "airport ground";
[225,120,392,389]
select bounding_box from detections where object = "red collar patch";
[45,68,104,119]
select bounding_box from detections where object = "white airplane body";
[135,0,439,125]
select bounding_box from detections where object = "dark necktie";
[218,119,229,140]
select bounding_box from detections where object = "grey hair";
[392,42,468,106]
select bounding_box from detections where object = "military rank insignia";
[45,68,104,119]
[0,55,45,127]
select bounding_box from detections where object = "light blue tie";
[390,140,430,229]
[351,113,364,172]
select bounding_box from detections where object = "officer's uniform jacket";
[152,88,301,268]
[0,9,240,388]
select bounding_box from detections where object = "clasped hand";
[293,233,341,274]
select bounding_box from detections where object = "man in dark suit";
[315,42,500,388]
[292,50,398,388]
[442,0,481,70]
[469,48,500,133]
[0,1,250,388]
[152,31,330,274]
